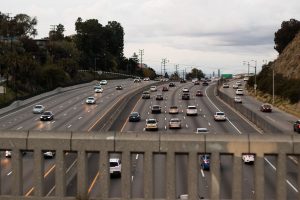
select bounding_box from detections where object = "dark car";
[260,104,272,112]
[162,86,169,91]
[196,90,203,96]
[194,81,200,85]
[142,91,150,99]
[180,79,186,83]
[151,105,161,114]
[40,111,54,121]
[294,120,300,133]
[202,81,209,86]
[200,154,210,170]
[169,82,175,87]
[156,94,163,100]
[129,112,141,122]
[182,93,190,100]
[116,85,123,90]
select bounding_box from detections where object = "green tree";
[49,23,65,41]
[274,19,300,54]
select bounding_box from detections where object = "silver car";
[33,105,45,114]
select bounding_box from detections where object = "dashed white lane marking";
[78,117,82,120]
[183,116,186,120]
[165,118,167,120]
[51,121,55,124]
[17,127,23,130]
[7,171,12,176]
[264,158,298,193]
[131,176,134,182]
[186,124,188,128]
[266,116,276,122]
[136,154,139,160]
[143,128,146,131]
[64,113,67,116]
[208,122,211,126]
[67,125,72,128]
[204,115,206,118]
[201,169,205,178]
[165,126,167,130]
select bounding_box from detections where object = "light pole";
[243,61,250,77]
[251,60,257,96]
[272,64,275,104]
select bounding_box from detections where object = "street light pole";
[251,60,257,96]
[272,66,275,104]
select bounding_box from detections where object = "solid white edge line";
[201,169,205,178]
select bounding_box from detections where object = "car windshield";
[264,105,271,108]
[43,112,51,115]
[130,112,139,116]
[170,119,180,122]
[35,105,42,109]
[188,106,196,109]
[147,120,156,124]
[88,97,94,100]
[170,106,178,109]
[216,112,224,115]
[110,162,118,167]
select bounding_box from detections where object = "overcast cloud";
[3,0,300,75]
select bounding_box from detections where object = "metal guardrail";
[0,131,299,200]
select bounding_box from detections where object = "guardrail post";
[188,152,198,199]
[99,151,109,199]
[232,153,242,199]
[12,148,23,196]
[34,149,44,196]
[166,152,175,200]
[210,152,220,200]
[122,151,131,199]
[276,153,286,200]
[254,153,264,200]
[144,151,153,199]
[55,150,66,197]
[77,150,88,199]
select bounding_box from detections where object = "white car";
[214,112,226,121]
[100,80,108,85]
[182,88,189,93]
[86,97,96,104]
[5,150,11,158]
[234,96,242,103]
[236,89,244,95]
[242,154,255,164]
[110,158,122,177]
[222,83,229,88]
[33,105,45,114]
[236,81,242,86]
[169,118,181,129]
[150,86,157,92]
[44,151,55,158]
[143,77,150,81]
[169,106,179,114]
[196,128,209,134]
[232,84,239,89]
[186,106,198,116]
[94,86,103,93]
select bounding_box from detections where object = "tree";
[274,19,300,54]
[49,23,65,41]
[185,68,205,80]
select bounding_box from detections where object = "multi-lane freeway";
[0,78,299,199]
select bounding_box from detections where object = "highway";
[0,79,299,199]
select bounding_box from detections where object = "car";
[100,80,108,85]
[186,106,198,116]
[94,83,101,89]
[5,150,26,158]
[156,94,163,100]
[202,81,209,86]
[143,77,150,81]
[116,85,123,90]
[150,86,157,92]
[180,79,186,83]
[33,105,45,114]
[192,78,199,83]
[169,106,179,114]
[182,88,189,93]
[182,93,190,100]
[234,96,242,103]
[194,81,200,85]
[110,158,122,178]
[145,119,158,131]
[134,78,141,83]
[214,112,226,121]
[243,77,249,81]
[260,104,272,112]
[129,112,141,122]
[44,151,56,158]
[162,86,169,91]
[94,86,103,93]
[169,118,181,129]
[232,84,239,89]
[222,83,229,88]
[151,105,161,113]
[86,97,96,104]
[169,82,175,87]
[40,111,54,121]
[196,128,209,134]
[235,89,244,95]
[200,154,210,170]
[196,90,203,96]
[236,81,242,86]
[142,91,150,99]
[242,154,255,164]
[293,120,300,133]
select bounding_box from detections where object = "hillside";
[273,32,300,79]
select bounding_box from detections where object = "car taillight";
[298,125,300,128]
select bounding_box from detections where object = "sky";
[2,0,300,75]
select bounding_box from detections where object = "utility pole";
[161,58,169,77]
[139,49,144,69]
[175,64,179,78]
[251,60,257,96]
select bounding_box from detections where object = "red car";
[260,104,272,112]
[196,90,203,96]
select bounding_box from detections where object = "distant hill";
[273,32,300,79]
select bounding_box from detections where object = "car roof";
[216,112,224,114]
[147,118,157,122]
[197,128,208,132]
[188,106,196,108]
[170,118,180,121]
[109,158,120,162]
[35,105,43,107]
